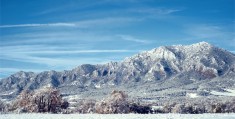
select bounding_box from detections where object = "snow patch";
[211,89,235,96]
[95,84,101,88]
[186,93,199,98]
[63,95,80,101]
[151,106,163,110]
[0,91,16,96]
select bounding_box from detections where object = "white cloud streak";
[0,17,137,29]
[1,49,137,54]
[185,25,224,39]
[0,44,139,68]
[1,45,137,56]
[1,53,105,68]
[0,23,76,28]
[0,32,113,47]
[131,8,182,15]
[117,34,150,43]
[183,24,235,43]
[75,17,138,28]
[0,68,43,74]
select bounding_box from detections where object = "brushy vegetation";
[161,98,235,114]
[5,87,69,113]
[1,90,235,114]
[0,100,6,113]
[95,90,130,114]
[68,90,235,114]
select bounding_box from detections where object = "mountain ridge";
[1,42,235,101]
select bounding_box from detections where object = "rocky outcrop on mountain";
[0,42,235,101]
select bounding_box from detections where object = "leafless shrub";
[0,100,6,112]
[8,90,37,113]
[95,90,130,114]
[75,99,96,113]
[168,102,206,114]
[129,103,152,114]
[9,87,69,113]
[163,102,176,113]
[224,98,235,113]
[172,104,185,113]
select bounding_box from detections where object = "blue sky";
[0,0,234,78]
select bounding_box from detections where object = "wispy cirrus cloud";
[181,24,235,52]
[185,25,224,39]
[0,31,108,46]
[0,44,139,68]
[0,44,138,55]
[0,45,139,79]
[183,24,234,42]
[0,17,138,29]
[130,8,182,15]
[27,50,136,54]
[0,23,76,28]
[1,48,137,55]
[36,1,109,15]
[0,51,132,76]
[117,34,150,44]
[0,7,182,29]
[1,54,94,67]
[75,17,139,28]
[0,68,44,74]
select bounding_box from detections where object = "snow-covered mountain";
[1,42,235,101]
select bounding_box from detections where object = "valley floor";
[0,113,235,119]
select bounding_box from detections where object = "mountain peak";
[196,41,211,45]
[189,41,213,49]
[150,41,213,53]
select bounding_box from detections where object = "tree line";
[0,89,235,114]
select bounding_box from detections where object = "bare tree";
[34,87,63,113]
[76,99,96,113]
[172,104,185,113]
[129,103,152,114]
[10,87,68,113]
[0,100,6,112]
[10,90,37,113]
[95,90,130,114]
[163,102,176,113]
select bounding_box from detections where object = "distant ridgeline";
[0,42,235,114]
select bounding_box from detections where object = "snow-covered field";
[1,114,235,119]
[211,89,235,96]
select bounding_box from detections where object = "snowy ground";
[211,89,235,96]
[0,114,235,119]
